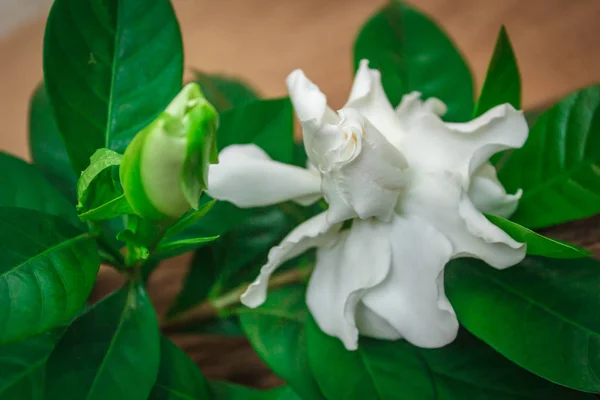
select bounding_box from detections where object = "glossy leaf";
[499,86,600,228]
[0,329,64,399]
[77,148,123,208]
[78,194,132,221]
[446,257,600,393]
[239,286,325,400]
[306,316,593,399]
[487,214,589,258]
[194,70,259,112]
[28,82,77,202]
[209,382,302,400]
[0,152,78,226]
[45,282,160,400]
[148,336,210,400]
[0,208,99,344]
[163,200,216,240]
[43,0,184,173]
[168,205,302,317]
[354,1,474,121]
[153,236,220,259]
[474,26,521,117]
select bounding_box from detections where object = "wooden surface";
[2,0,600,389]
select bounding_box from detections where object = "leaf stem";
[160,267,311,332]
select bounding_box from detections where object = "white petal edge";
[361,215,459,348]
[402,172,526,269]
[207,144,323,208]
[241,212,341,308]
[468,163,522,218]
[286,69,339,125]
[344,59,405,148]
[306,218,392,350]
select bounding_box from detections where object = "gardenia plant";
[1,0,600,399]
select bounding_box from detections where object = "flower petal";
[307,218,392,350]
[344,59,404,147]
[241,212,341,308]
[401,102,528,180]
[322,115,408,223]
[361,216,458,348]
[354,302,402,341]
[401,172,525,269]
[286,69,339,125]
[468,163,522,218]
[208,144,322,208]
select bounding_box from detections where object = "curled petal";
[401,101,528,180]
[307,218,392,350]
[468,163,522,218]
[345,59,404,147]
[241,212,341,308]
[361,216,458,348]
[402,172,525,269]
[286,69,339,125]
[322,116,408,223]
[208,144,322,208]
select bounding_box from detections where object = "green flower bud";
[120,83,218,220]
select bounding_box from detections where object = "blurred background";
[2,0,600,159]
[2,0,600,387]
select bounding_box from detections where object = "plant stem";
[161,267,311,332]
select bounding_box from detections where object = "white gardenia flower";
[207,60,528,350]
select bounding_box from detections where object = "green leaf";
[194,70,259,112]
[306,316,593,399]
[0,329,64,399]
[446,257,600,393]
[218,97,294,161]
[168,205,302,317]
[498,86,600,228]
[148,336,210,400]
[45,282,160,400]
[0,152,79,226]
[153,236,220,259]
[487,214,590,258]
[77,148,123,208]
[78,194,133,221]
[208,382,302,400]
[239,286,325,400]
[43,0,184,173]
[28,82,77,202]
[0,208,99,344]
[354,1,474,121]
[473,26,521,117]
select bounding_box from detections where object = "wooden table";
[1,0,599,388]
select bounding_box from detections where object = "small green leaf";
[306,315,593,399]
[148,336,211,400]
[76,148,123,208]
[208,382,302,400]
[45,282,160,400]
[78,194,133,221]
[0,208,99,344]
[43,0,184,173]
[354,1,474,121]
[28,82,77,202]
[498,86,600,228]
[239,286,325,400]
[487,214,590,258]
[0,328,64,398]
[154,236,220,258]
[446,257,600,392]
[0,152,79,227]
[193,70,259,112]
[474,26,521,117]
